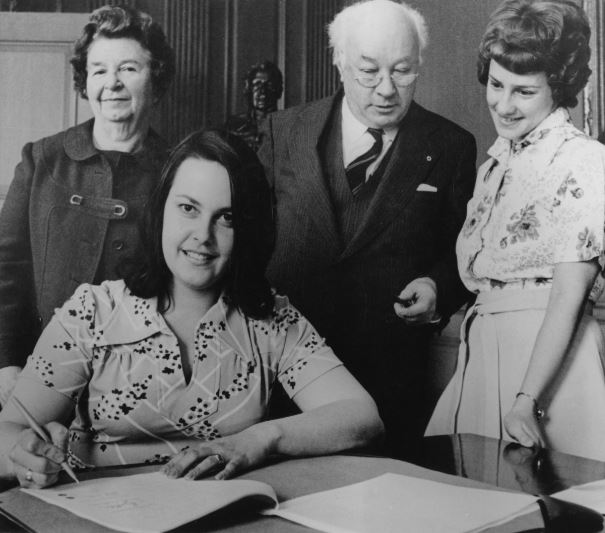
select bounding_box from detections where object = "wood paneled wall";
[160,0,208,144]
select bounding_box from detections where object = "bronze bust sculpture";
[225,61,283,151]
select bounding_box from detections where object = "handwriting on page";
[56,489,154,512]
[22,472,277,533]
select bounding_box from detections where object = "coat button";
[112,240,125,251]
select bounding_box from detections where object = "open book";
[19,471,539,533]
[21,472,277,533]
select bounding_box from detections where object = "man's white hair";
[328,0,428,67]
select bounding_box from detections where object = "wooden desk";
[0,434,603,533]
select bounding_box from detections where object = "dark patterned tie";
[345,127,384,195]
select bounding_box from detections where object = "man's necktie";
[345,127,384,195]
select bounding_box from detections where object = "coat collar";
[287,93,343,251]
[284,95,442,260]
[63,119,168,171]
[342,101,442,259]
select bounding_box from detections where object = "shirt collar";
[487,107,571,162]
[96,288,164,347]
[98,286,235,347]
[341,96,398,147]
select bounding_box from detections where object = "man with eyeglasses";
[258,0,476,459]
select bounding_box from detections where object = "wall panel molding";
[584,0,604,137]
[305,0,340,101]
[160,0,208,144]
[87,0,136,10]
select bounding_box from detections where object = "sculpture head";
[244,61,283,114]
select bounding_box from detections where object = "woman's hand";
[8,422,69,488]
[161,423,278,481]
[503,394,545,449]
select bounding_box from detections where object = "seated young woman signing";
[0,130,383,488]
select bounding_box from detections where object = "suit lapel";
[287,94,342,250]
[340,102,439,260]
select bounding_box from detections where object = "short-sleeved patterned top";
[457,108,605,296]
[20,280,342,466]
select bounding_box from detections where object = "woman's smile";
[181,248,217,265]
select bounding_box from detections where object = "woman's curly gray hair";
[71,5,175,101]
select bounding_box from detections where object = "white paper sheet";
[22,472,277,533]
[553,479,605,514]
[264,473,538,533]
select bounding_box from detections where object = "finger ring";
[212,454,225,467]
[25,469,33,482]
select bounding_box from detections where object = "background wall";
[1,0,599,147]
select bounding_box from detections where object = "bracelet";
[516,392,545,420]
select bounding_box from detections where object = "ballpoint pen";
[11,397,79,484]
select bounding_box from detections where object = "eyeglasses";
[354,72,419,88]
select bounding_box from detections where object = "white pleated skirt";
[425,288,605,461]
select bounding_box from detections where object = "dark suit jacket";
[258,94,476,450]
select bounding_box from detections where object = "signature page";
[266,472,538,533]
[22,471,277,533]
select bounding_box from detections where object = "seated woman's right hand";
[8,422,69,488]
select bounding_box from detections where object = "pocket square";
[416,183,438,192]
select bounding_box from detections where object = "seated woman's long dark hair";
[121,129,275,319]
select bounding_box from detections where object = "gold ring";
[25,468,33,482]
[212,454,225,467]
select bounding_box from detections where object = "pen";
[394,295,418,307]
[11,397,79,484]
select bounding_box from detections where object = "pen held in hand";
[11,397,79,484]
[394,295,418,308]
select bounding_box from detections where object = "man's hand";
[394,277,440,325]
[0,366,21,407]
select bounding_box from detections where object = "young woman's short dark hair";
[71,5,175,100]
[477,0,591,108]
[122,129,275,319]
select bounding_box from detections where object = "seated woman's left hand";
[503,395,545,449]
[161,423,277,481]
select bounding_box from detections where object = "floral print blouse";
[19,280,342,466]
[457,108,605,296]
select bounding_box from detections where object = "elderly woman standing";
[0,6,175,404]
[426,0,605,460]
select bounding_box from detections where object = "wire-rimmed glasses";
[354,72,419,88]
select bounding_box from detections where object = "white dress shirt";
[341,97,398,182]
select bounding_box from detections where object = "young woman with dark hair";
[0,130,383,489]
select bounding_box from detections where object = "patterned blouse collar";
[487,107,572,162]
[98,285,233,347]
